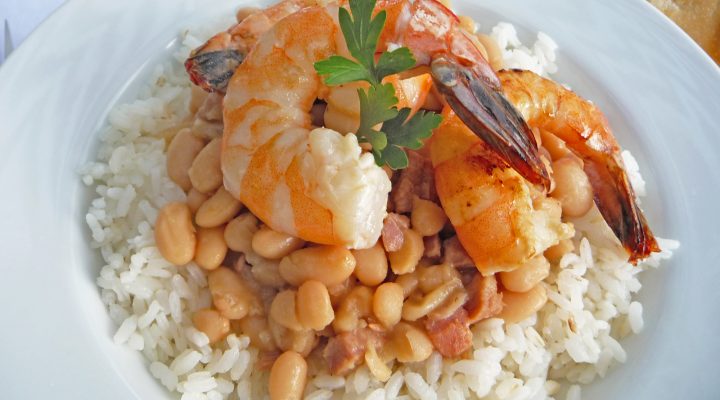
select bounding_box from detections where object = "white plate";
[1,0,718,398]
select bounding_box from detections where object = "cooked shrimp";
[498,69,659,262]
[220,0,548,248]
[191,0,552,188]
[186,0,323,92]
[221,6,391,248]
[430,107,573,275]
[381,0,551,189]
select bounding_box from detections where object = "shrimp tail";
[585,158,660,263]
[185,49,245,93]
[498,69,659,263]
[430,56,551,190]
[184,0,321,93]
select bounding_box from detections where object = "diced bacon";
[323,329,385,376]
[424,308,473,358]
[464,274,503,324]
[423,234,442,258]
[442,236,475,268]
[391,150,436,213]
[323,332,364,376]
[382,213,409,252]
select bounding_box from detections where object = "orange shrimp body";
[499,70,659,262]
[430,107,573,275]
[221,6,393,249]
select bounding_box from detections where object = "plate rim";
[0,1,718,399]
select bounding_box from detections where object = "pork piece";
[442,236,475,269]
[424,308,473,358]
[382,213,409,252]
[464,274,503,324]
[323,329,384,376]
[391,150,436,213]
[423,234,442,258]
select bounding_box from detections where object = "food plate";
[0,0,718,398]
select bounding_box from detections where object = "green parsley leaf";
[314,56,371,85]
[357,83,399,133]
[313,0,443,170]
[375,144,409,169]
[372,108,442,169]
[337,8,363,64]
[382,108,443,150]
[364,11,386,67]
[375,47,416,81]
[362,129,388,152]
[339,2,386,76]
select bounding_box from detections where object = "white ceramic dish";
[1,0,718,398]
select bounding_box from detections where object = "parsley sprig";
[314,0,442,169]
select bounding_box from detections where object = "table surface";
[1,0,718,64]
[649,0,720,63]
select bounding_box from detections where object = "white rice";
[491,22,559,77]
[82,21,678,400]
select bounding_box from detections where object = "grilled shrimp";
[499,70,659,262]
[190,0,553,183]
[186,0,323,92]
[382,0,550,189]
[430,107,573,275]
[218,0,551,248]
[221,6,390,249]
